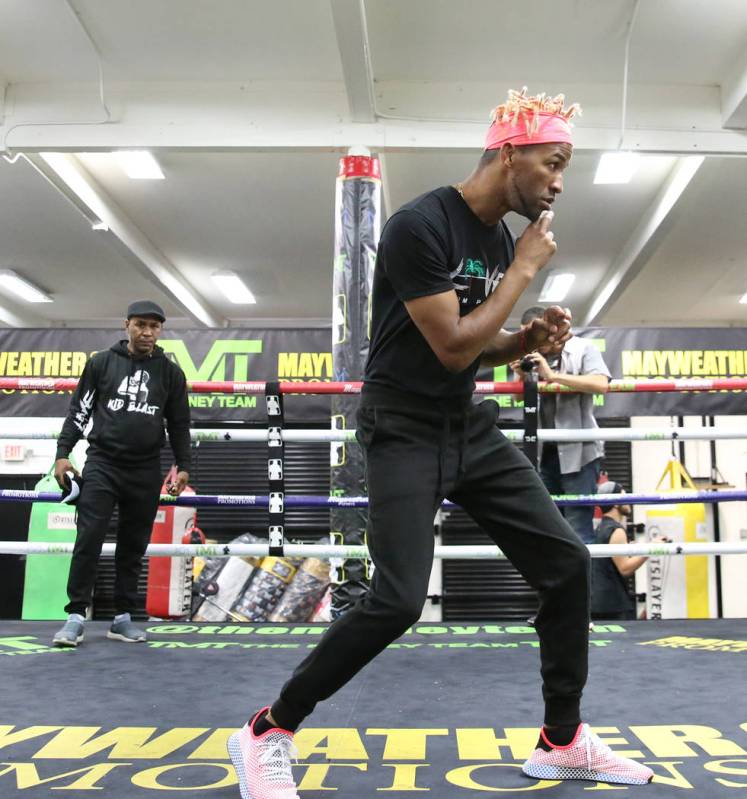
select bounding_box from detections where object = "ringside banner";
[0,327,744,420]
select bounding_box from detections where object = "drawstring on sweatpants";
[437,406,470,496]
[438,413,450,497]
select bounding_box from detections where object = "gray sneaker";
[107,613,147,643]
[53,614,85,647]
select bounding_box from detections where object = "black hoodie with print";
[56,341,191,471]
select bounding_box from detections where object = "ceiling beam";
[582,156,704,326]
[7,118,747,155]
[721,52,747,129]
[24,153,226,328]
[330,0,376,123]
[4,80,747,154]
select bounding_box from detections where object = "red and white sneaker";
[227,708,299,799]
[522,723,654,785]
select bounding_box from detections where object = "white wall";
[714,416,747,617]
[0,417,87,477]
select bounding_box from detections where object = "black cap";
[597,480,626,512]
[127,300,166,323]
[598,480,625,497]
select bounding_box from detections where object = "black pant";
[65,456,162,616]
[591,609,635,621]
[273,394,590,729]
[539,446,601,545]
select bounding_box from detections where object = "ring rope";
[1,426,746,443]
[1,488,745,507]
[1,376,746,394]
[1,541,746,559]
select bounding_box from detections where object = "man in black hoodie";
[51,300,192,647]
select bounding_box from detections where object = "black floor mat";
[1,618,745,797]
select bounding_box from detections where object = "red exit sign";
[2,444,25,461]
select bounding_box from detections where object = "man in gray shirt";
[513,306,611,543]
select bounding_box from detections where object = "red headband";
[485,111,574,150]
[485,88,581,151]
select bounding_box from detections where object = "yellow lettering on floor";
[630,725,747,757]
[379,763,430,791]
[0,727,62,752]
[33,727,209,759]
[295,729,368,760]
[446,763,560,791]
[0,761,127,789]
[296,762,367,790]
[455,728,538,761]
[187,729,235,759]
[703,758,747,788]
[645,761,695,789]
[366,729,448,760]
[131,762,236,790]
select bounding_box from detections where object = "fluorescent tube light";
[157,274,215,326]
[538,272,575,303]
[211,271,256,304]
[0,270,53,303]
[114,151,164,180]
[594,152,640,184]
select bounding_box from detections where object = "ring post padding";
[265,381,285,556]
[522,372,539,468]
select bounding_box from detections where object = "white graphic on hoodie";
[73,389,96,432]
[107,369,159,415]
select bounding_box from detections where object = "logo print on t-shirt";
[464,258,486,277]
[452,257,504,307]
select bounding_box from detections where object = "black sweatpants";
[65,456,162,616]
[272,393,590,729]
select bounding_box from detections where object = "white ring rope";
[1,541,747,560]
[0,425,745,444]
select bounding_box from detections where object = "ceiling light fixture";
[35,152,109,231]
[38,152,221,326]
[157,274,215,324]
[0,269,53,303]
[211,271,256,304]
[538,272,576,303]
[739,292,747,305]
[114,151,164,180]
[594,151,640,184]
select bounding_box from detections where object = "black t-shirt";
[364,186,515,400]
[591,516,635,616]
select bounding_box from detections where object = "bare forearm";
[481,329,526,367]
[615,555,647,578]
[545,372,609,394]
[443,267,533,371]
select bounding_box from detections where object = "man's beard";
[511,175,539,221]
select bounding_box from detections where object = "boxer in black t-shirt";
[228,88,654,797]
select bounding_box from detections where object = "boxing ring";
[1,376,746,797]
